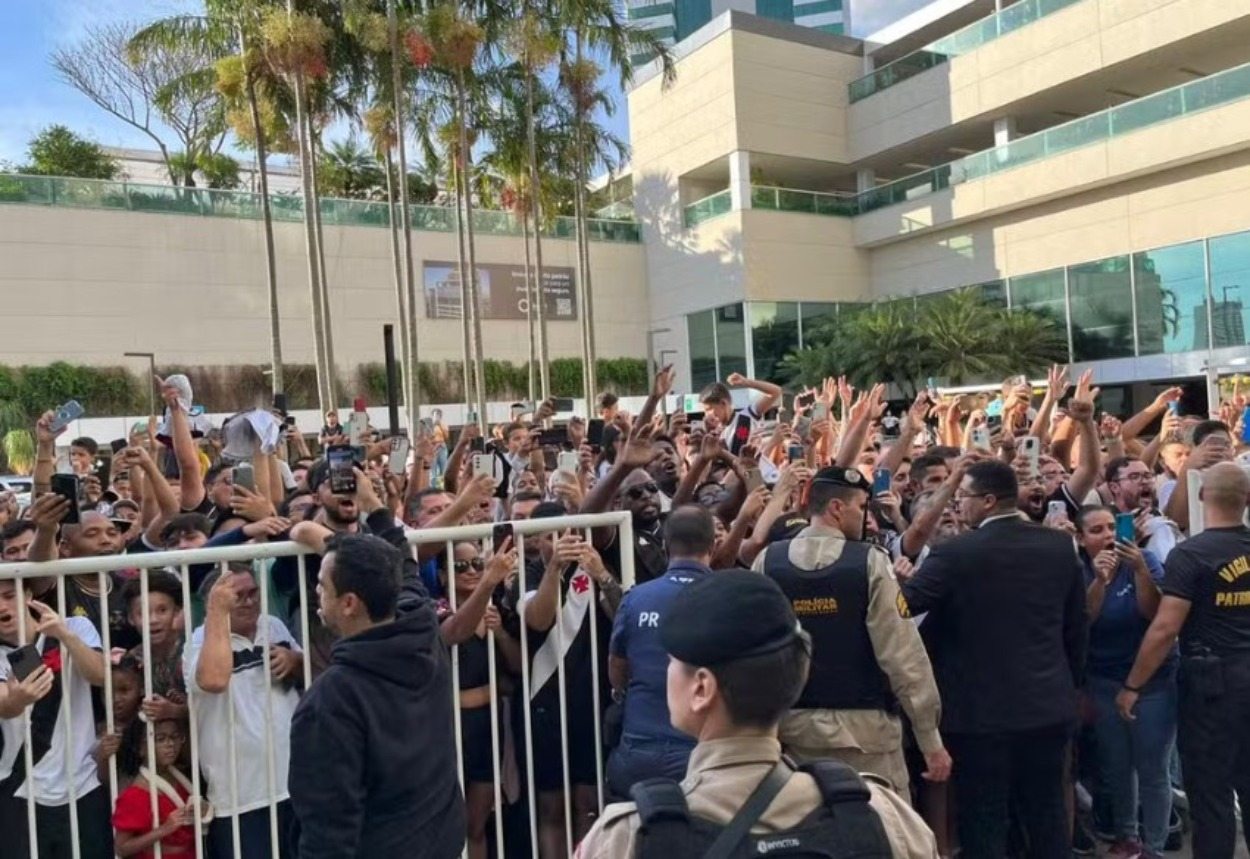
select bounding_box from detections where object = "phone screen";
[552,398,575,413]
[744,468,764,493]
[811,403,829,422]
[587,419,605,448]
[50,474,80,525]
[326,445,357,495]
[389,437,411,476]
[872,468,892,495]
[233,463,255,492]
[109,439,127,455]
[50,400,84,433]
[787,444,805,463]
[1115,512,1136,543]
[729,413,752,456]
[493,522,514,553]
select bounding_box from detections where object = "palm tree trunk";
[388,0,420,429]
[383,147,413,426]
[521,207,536,401]
[573,34,598,409]
[525,70,551,400]
[288,61,332,411]
[452,157,475,412]
[458,74,488,430]
[242,27,283,398]
[306,117,337,406]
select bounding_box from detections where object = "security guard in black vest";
[574,571,938,858]
[751,466,951,798]
[1118,462,1250,858]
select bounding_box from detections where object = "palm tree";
[131,0,288,397]
[318,135,385,197]
[555,0,674,407]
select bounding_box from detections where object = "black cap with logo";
[661,570,801,667]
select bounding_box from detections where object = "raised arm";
[1029,365,1070,445]
[879,393,929,476]
[194,573,239,694]
[1063,370,1101,503]
[726,372,782,416]
[1121,387,1183,443]
[835,384,886,468]
[158,378,206,511]
[440,545,516,645]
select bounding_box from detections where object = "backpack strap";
[705,761,793,859]
[800,760,872,805]
[631,778,690,827]
[800,760,893,852]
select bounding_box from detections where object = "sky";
[0,0,933,167]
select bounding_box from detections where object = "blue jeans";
[606,735,694,801]
[1088,672,1177,850]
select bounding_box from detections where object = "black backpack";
[631,758,893,859]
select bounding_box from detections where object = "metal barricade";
[0,510,634,859]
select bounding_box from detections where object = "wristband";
[1121,681,1142,694]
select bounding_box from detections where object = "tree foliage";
[19,125,118,179]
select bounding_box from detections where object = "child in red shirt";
[111,718,207,858]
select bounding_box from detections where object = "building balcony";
[0,174,643,243]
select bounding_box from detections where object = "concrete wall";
[849,0,1250,161]
[0,203,650,370]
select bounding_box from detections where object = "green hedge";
[0,358,650,425]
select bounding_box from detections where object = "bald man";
[1118,462,1250,858]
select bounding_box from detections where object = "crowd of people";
[0,364,1248,859]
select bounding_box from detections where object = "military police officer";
[1118,462,1250,858]
[575,571,938,858]
[751,466,950,797]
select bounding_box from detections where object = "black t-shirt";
[1162,525,1250,656]
[601,519,667,586]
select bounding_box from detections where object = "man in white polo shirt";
[0,578,110,859]
[186,564,303,859]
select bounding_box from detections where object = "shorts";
[460,704,499,785]
[527,699,601,793]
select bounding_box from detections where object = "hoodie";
[288,602,465,859]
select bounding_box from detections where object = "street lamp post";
[124,352,157,417]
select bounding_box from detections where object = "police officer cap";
[661,570,800,666]
[811,465,871,492]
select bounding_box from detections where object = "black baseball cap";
[661,570,801,667]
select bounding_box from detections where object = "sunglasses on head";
[623,482,659,501]
[454,558,486,573]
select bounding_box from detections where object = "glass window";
[1208,231,1250,348]
[674,0,712,40]
[1134,241,1208,355]
[757,0,794,22]
[1067,256,1135,361]
[799,302,839,344]
[750,302,799,384]
[1008,269,1069,358]
[972,280,1007,307]
[716,303,748,380]
[688,310,717,390]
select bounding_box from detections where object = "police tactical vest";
[764,540,895,711]
[632,759,893,859]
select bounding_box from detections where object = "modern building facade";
[627,0,847,64]
[629,0,1250,409]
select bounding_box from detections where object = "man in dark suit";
[901,459,1087,859]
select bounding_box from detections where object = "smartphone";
[551,398,575,413]
[109,438,127,455]
[1115,512,1136,543]
[326,444,357,495]
[794,416,812,440]
[538,426,569,448]
[284,415,296,427]
[50,473,80,525]
[794,392,816,410]
[926,377,939,400]
[469,436,485,454]
[970,426,991,452]
[872,467,892,495]
[1020,435,1041,474]
[514,401,536,416]
[6,645,43,683]
[811,402,830,422]
[492,522,514,553]
[1047,500,1067,521]
[417,417,434,438]
[50,400,85,433]
[728,412,752,456]
[273,392,288,416]
[348,409,369,448]
[233,462,255,492]
[744,467,764,493]
[389,436,411,476]
[557,451,579,473]
[1167,401,1180,416]
[587,419,605,448]
[473,453,494,480]
[684,410,705,423]
[787,443,805,463]
[1242,406,1250,444]
[1006,374,1028,389]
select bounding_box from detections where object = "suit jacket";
[901,515,1088,735]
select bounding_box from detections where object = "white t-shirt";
[184,616,301,815]
[718,406,763,450]
[0,618,103,806]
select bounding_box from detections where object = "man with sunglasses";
[753,466,948,801]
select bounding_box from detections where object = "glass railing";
[0,173,642,243]
[683,189,732,227]
[593,199,635,219]
[849,0,1084,102]
[751,185,858,217]
[860,59,1250,214]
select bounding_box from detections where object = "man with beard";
[1016,369,1100,524]
[0,568,111,858]
[1105,456,1183,562]
[645,434,682,508]
[289,534,464,859]
[892,458,969,567]
[582,424,669,585]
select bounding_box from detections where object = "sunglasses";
[623,482,660,501]
[453,559,486,573]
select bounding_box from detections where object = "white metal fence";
[0,510,634,859]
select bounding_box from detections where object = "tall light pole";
[124,352,156,416]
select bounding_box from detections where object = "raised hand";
[725,372,747,388]
[1046,364,1071,401]
[35,411,63,445]
[653,365,676,398]
[28,492,71,531]
[1068,369,1100,421]
[28,600,69,642]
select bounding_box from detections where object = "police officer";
[606,506,716,798]
[575,571,938,858]
[751,465,949,797]
[1118,462,1250,858]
